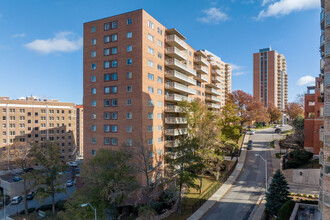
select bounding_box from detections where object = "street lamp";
[81,203,97,220]
[255,154,268,193]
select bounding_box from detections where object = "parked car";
[66,180,74,187]
[24,167,34,173]
[275,128,282,134]
[13,176,22,182]
[273,125,278,128]
[26,191,35,200]
[247,130,255,135]
[67,161,78,167]
[248,140,253,145]
[11,196,23,205]
[247,144,253,150]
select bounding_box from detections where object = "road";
[201,125,291,220]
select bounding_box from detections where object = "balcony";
[212,76,221,83]
[166,58,197,76]
[205,87,221,96]
[195,65,209,75]
[211,63,220,69]
[165,128,188,136]
[325,74,330,87]
[195,74,209,83]
[165,70,196,85]
[320,150,324,165]
[165,140,179,148]
[166,35,187,50]
[321,32,325,49]
[209,83,222,90]
[324,104,330,117]
[325,193,330,208]
[326,12,330,28]
[166,47,187,61]
[205,95,221,103]
[165,82,196,95]
[326,43,330,57]
[194,56,208,66]
[212,69,221,76]
[321,59,325,73]
[165,94,194,102]
[165,117,187,124]
[324,132,330,146]
[206,103,221,109]
[164,105,182,113]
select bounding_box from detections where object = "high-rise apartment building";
[253,48,288,110]
[83,9,231,183]
[319,0,330,217]
[76,105,84,158]
[0,96,77,161]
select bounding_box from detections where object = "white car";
[67,161,78,167]
[66,180,74,187]
[247,130,255,135]
[11,196,23,205]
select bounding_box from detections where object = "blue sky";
[0,0,321,104]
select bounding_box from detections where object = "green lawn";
[270,140,276,148]
[281,129,294,135]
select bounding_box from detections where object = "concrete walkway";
[187,134,250,220]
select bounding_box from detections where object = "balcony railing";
[325,43,330,57]
[165,128,188,136]
[212,76,221,83]
[164,105,182,113]
[195,74,209,83]
[166,58,197,76]
[205,95,221,102]
[165,140,179,148]
[206,103,221,109]
[194,56,208,66]
[166,35,187,50]
[165,70,196,85]
[325,74,330,87]
[195,65,209,75]
[165,82,196,95]
[165,117,187,124]
[326,12,330,28]
[166,47,187,60]
[205,87,221,96]
[212,69,221,76]
[165,94,194,102]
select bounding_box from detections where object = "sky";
[0,0,321,104]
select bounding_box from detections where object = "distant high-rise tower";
[253,48,288,110]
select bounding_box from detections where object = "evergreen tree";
[265,169,290,216]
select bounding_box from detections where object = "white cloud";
[229,63,243,71]
[12,33,26,38]
[24,32,82,54]
[257,0,319,19]
[232,71,247,76]
[296,75,315,86]
[262,0,276,6]
[197,7,229,24]
[229,63,247,76]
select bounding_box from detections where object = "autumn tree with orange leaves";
[285,103,304,120]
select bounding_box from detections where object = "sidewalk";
[187,134,250,220]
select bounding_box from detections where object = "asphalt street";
[201,125,291,220]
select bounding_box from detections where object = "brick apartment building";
[0,96,78,162]
[83,9,232,183]
[304,76,324,155]
[253,48,288,110]
[76,105,84,158]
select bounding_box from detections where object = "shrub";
[297,193,302,197]
[303,194,307,197]
[314,195,319,198]
[19,208,36,215]
[55,200,66,211]
[286,160,301,168]
[308,195,313,198]
[37,204,53,211]
[278,200,295,220]
[299,199,318,205]
[290,193,296,196]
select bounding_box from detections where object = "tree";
[292,115,304,148]
[165,136,204,214]
[285,103,303,120]
[221,100,242,143]
[0,142,33,215]
[277,200,296,220]
[295,93,305,109]
[247,100,270,124]
[228,90,253,127]
[29,142,66,216]
[60,149,139,219]
[265,169,290,216]
[268,103,282,123]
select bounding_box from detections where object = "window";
[157,101,163,107]
[127,112,132,119]
[91,125,96,131]
[92,100,96,107]
[104,23,110,30]
[104,86,117,94]
[148,126,153,132]
[111,34,117,41]
[158,52,162,59]
[104,35,110,43]
[111,138,118,146]
[127,32,132,38]
[112,21,118,28]
[157,89,162,95]
[127,45,132,52]
[111,112,118,119]
[148,113,153,119]
[104,73,118,81]
[104,138,110,145]
[127,72,132,79]
[91,51,96,57]
[104,48,110,56]
[112,60,118,67]
[91,63,96,70]
[148,20,154,29]
[127,99,132,105]
[157,77,162,83]
[92,88,96,94]
[148,139,153,145]
[148,47,154,55]
[91,137,96,143]
[126,85,132,92]
[157,113,162,119]
[157,40,162,47]
[92,150,96,156]
[91,39,96,45]
[148,34,154,42]
[111,99,118,106]
[127,18,132,25]
[104,112,110,119]
[148,73,154,80]
[111,47,117,54]
[157,27,162,35]
[104,61,110,68]
[127,126,132,132]
[148,100,154,106]
[157,125,162,131]
[91,113,96,119]
[309,101,315,106]
[148,60,154,68]
[127,58,132,65]
[148,86,154,93]
[91,76,96,82]
[157,137,163,143]
[91,26,96,32]
[157,64,163,71]
[126,139,132,146]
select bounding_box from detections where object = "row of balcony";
[164,105,182,113]
[194,56,208,66]
[205,95,221,103]
[165,58,197,76]
[205,87,221,96]
[165,117,187,124]
[166,34,187,50]
[166,47,187,61]
[165,94,194,102]
[165,70,196,85]
[212,76,222,83]
[165,82,196,95]
[195,65,209,75]
[195,74,209,83]
[165,128,188,136]
[165,140,179,148]
[212,69,221,76]
[206,102,221,109]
